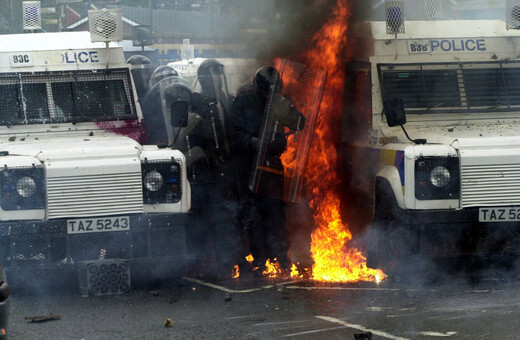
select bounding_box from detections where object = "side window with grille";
[379,62,520,114]
[23,83,50,121]
[380,69,460,111]
[0,69,135,125]
[0,84,22,123]
[52,79,130,120]
[51,82,74,119]
[0,83,49,123]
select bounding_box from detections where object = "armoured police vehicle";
[342,4,520,276]
[0,25,191,290]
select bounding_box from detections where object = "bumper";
[397,207,520,257]
[0,214,190,279]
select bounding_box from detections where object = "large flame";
[288,0,384,282]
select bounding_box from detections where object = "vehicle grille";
[47,172,143,219]
[461,164,520,208]
[3,225,187,265]
[69,232,132,262]
[148,226,187,258]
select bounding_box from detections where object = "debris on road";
[163,318,173,327]
[277,285,289,299]
[224,293,232,302]
[354,332,372,340]
[25,315,61,323]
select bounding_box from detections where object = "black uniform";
[230,90,290,270]
[187,89,246,278]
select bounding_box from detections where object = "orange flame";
[263,258,282,278]
[290,263,303,279]
[245,254,254,263]
[232,264,240,279]
[290,0,384,282]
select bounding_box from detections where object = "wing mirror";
[383,98,406,127]
[171,101,189,128]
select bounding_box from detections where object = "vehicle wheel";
[367,183,410,281]
[372,205,401,278]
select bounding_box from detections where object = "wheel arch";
[375,165,405,211]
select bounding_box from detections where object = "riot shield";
[249,59,327,202]
[193,62,233,161]
[141,76,193,146]
[192,61,243,199]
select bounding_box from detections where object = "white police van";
[0,30,191,288]
[342,15,520,276]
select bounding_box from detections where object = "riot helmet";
[164,83,192,108]
[150,65,179,88]
[196,59,225,95]
[127,55,153,99]
[252,66,281,98]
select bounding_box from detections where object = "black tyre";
[367,179,414,281]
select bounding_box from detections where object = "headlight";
[143,170,163,192]
[415,156,459,200]
[16,176,37,197]
[430,166,450,187]
[0,166,45,210]
[142,159,182,204]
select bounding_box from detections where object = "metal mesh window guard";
[506,0,520,30]
[379,61,520,114]
[0,69,136,125]
[22,1,42,31]
[425,0,442,19]
[385,1,405,34]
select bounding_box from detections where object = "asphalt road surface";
[6,268,520,340]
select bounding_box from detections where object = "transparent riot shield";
[141,76,193,146]
[192,61,244,199]
[249,59,327,202]
[194,62,233,161]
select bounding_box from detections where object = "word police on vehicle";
[61,51,100,64]
[408,39,487,53]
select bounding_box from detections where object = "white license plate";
[67,216,130,234]
[479,207,520,222]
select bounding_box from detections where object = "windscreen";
[379,61,520,114]
[0,69,136,126]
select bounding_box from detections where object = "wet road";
[7,271,520,339]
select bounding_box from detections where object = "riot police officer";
[141,65,181,145]
[231,66,291,274]
[149,65,179,88]
[126,55,154,101]
[187,59,246,279]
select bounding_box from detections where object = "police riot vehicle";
[341,3,520,276]
[0,10,191,290]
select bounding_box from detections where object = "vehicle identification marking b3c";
[9,53,33,67]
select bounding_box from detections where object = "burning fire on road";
[284,0,385,283]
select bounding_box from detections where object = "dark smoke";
[243,0,338,62]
